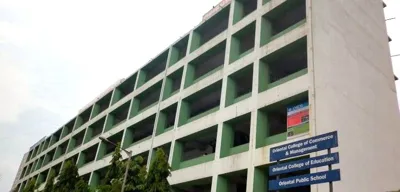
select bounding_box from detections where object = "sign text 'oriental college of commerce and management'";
[268,131,341,191]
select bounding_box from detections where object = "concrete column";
[245,0,263,190]
[210,2,236,192]
[146,47,171,170]
[168,43,192,168]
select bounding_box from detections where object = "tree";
[97,179,122,192]
[54,159,91,192]
[96,145,172,192]
[23,178,37,192]
[54,160,79,192]
[74,178,91,192]
[102,143,123,185]
[124,156,147,192]
[43,169,55,192]
[145,148,171,192]
[97,142,125,192]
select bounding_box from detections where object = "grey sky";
[0,0,399,191]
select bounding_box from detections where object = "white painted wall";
[309,0,400,191]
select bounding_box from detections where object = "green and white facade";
[12,0,400,191]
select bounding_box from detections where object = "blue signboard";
[269,153,339,176]
[269,169,341,190]
[270,131,338,161]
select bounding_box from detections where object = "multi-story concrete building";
[12,0,400,191]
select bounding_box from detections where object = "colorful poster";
[287,102,309,139]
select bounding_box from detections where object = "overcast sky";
[0,0,399,191]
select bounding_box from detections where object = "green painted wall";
[258,60,270,92]
[28,162,34,174]
[77,152,86,168]
[31,148,38,160]
[179,153,214,169]
[178,101,190,126]
[74,116,83,130]
[91,104,100,119]
[83,128,93,144]
[189,32,201,53]
[129,99,140,118]
[260,17,273,46]
[169,46,180,66]
[253,167,267,192]
[37,157,44,171]
[229,36,241,63]
[256,111,268,148]
[136,70,147,88]
[38,142,44,154]
[216,176,229,192]
[155,112,167,135]
[162,78,173,100]
[89,171,99,187]
[233,0,244,24]
[67,138,76,153]
[225,77,237,106]
[42,154,51,167]
[103,114,115,132]
[53,146,62,160]
[122,128,133,148]
[220,123,234,158]
[171,142,182,170]
[40,140,47,153]
[27,151,33,161]
[111,88,122,105]
[263,0,271,5]
[96,142,106,161]
[184,64,195,88]
[33,159,40,171]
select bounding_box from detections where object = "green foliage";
[102,142,123,185]
[43,169,56,192]
[97,178,122,192]
[52,160,91,192]
[52,159,90,192]
[145,148,171,192]
[54,160,79,192]
[18,148,172,192]
[74,178,91,192]
[96,146,172,192]
[124,156,147,192]
[98,142,125,191]
[23,178,37,192]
